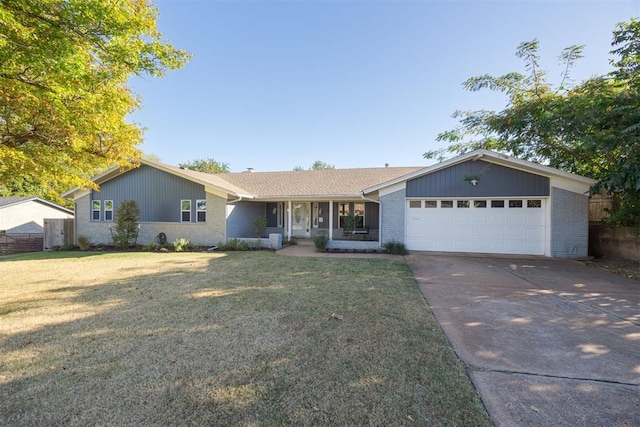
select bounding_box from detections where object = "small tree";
[253,217,268,238]
[112,200,140,248]
[342,213,360,236]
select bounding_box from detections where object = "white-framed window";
[277,202,284,228]
[92,200,101,221]
[312,203,319,228]
[409,200,421,208]
[196,199,206,222]
[104,200,114,221]
[338,202,350,228]
[354,202,365,228]
[181,200,191,222]
[527,199,542,208]
[425,200,437,208]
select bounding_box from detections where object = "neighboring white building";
[0,197,74,234]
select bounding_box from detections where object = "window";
[441,200,453,208]
[509,200,523,208]
[338,203,349,228]
[424,200,437,208]
[474,200,487,208]
[528,199,542,208]
[277,203,284,227]
[92,200,101,221]
[181,200,191,222]
[196,199,206,222]
[409,200,421,208]
[491,200,505,208]
[104,200,114,221]
[354,203,365,228]
[312,203,319,228]
[457,200,470,208]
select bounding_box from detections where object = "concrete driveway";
[405,254,640,427]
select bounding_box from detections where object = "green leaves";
[430,21,640,226]
[0,0,190,204]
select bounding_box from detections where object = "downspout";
[361,194,382,248]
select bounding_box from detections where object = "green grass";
[0,252,490,426]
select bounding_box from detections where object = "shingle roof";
[0,196,35,207]
[157,163,254,196]
[217,167,423,198]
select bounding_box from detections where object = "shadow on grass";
[0,251,109,262]
[0,252,490,426]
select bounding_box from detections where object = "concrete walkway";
[406,253,640,427]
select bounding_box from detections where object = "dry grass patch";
[0,251,490,426]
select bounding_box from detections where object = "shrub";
[143,242,161,252]
[173,238,191,252]
[77,235,91,251]
[112,200,140,248]
[313,234,329,251]
[252,217,268,237]
[383,240,408,255]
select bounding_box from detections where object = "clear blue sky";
[130,0,638,172]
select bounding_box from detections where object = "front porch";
[226,199,381,247]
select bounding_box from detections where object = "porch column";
[328,200,333,241]
[287,200,292,240]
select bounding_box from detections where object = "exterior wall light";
[469,179,479,186]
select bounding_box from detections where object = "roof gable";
[0,197,73,214]
[364,150,597,195]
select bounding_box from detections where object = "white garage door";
[405,199,546,255]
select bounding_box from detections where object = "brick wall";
[75,192,227,246]
[550,187,589,258]
[380,188,405,244]
[226,201,266,238]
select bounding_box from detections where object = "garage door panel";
[405,199,546,255]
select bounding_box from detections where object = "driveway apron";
[406,254,640,427]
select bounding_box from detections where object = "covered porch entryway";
[226,199,380,244]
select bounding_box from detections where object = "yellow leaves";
[0,0,189,199]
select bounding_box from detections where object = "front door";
[291,203,310,237]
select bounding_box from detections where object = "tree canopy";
[0,0,190,204]
[179,158,230,174]
[294,160,335,171]
[428,19,640,227]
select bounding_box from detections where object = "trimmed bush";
[313,234,329,251]
[383,240,408,255]
[77,235,91,251]
[173,238,191,252]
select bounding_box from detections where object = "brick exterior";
[76,192,227,246]
[380,188,405,244]
[550,186,589,258]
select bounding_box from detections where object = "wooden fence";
[0,232,44,255]
[589,194,613,223]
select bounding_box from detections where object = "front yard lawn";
[0,251,490,426]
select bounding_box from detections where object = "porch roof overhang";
[248,194,369,202]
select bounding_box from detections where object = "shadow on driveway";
[406,253,640,427]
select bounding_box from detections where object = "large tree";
[429,19,640,227]
[0,0,190,204]
[179,158,230,174]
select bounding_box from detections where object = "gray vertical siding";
[227,201,266,238]
[550,187,589,258]
[406,160,549,198]
[91,165,206,222]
